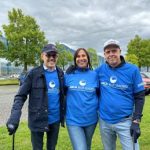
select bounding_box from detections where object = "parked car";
[141,72,150,95]
[10,74,20,78]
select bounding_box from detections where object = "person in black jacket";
[6,44,65,150]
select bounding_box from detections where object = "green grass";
[0,96,150,150]
[0,79,19,85]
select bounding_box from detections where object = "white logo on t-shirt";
[49,81,55,88]
[79,80,86,86]
[110,76,117,84]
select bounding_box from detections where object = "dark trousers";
[31,122,60,150]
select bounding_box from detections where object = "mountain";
[60,44,75,54]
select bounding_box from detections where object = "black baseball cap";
[42,44,57,53]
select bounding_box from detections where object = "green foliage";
[2,8,48,71]
[56,42,73,70]
[141,39,150,67]
[127,35,150,68]
[0,96,150,149]
[0,31,6,56]
[0,43,6,57]
[125,54,139,66]
[87,48,99,68]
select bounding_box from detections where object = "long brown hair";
[74,48,92,69]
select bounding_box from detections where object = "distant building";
[0,36,23,76]
[98,53,105,66]
[0,58,23,76]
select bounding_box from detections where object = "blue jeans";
[100,118,140,150]
[31,122,60,150]
[67,124,97,150]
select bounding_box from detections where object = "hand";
[130,122,141,143]
[6,123,18,135]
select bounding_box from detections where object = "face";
[41,51,58,70]
[76,49,88,68]
[104,45,121,67]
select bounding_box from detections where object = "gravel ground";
[0,85,28,126]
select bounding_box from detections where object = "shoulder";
[89,69,97,75]
[125,62,137,67]
[56,66,64,76]
[95,64,106,72]
[30,66,43,74]
[65,65,76,74]
[26,66,43,79]
[56,66,63,72]
[124,62,140,72]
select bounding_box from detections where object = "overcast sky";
[0,0,150,55]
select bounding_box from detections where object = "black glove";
[130,122,141,143]
[6,123,18,135]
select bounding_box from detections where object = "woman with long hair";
[65,48,99,150]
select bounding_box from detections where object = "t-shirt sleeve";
[133,67,145,93]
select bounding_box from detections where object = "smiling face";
[104,45,121,68]
[75,49,88,68]
[41,51,58,70]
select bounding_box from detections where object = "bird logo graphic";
[49,81,55,88]
[110,76,117,84]
[79,80,86,86]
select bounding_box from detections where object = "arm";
[130,90,145,143]
[133,90,145,121]
[7,71,32,133]
[130,66,145,142]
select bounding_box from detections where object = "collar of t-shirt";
[43,64,56,72]
[76,66,90,72]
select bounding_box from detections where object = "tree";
[127,35,144,68]
[141,39,150,71]
[125,54,139,66]
[55,42,73,70]
[0,31,7,57]
[87,48,99,68]
[127,35,150,70]
[2,8,47,71]
[0,32,4,53]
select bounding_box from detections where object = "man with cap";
[6,44,65,150]
[95,39,145,150]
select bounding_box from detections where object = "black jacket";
[7,65,65,132]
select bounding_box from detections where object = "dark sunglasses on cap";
[45,52,58,58]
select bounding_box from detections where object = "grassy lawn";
[0,96,150,150]
[0,79,19,85]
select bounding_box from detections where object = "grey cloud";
[0,0,150,54]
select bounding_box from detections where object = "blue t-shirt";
[96,62,144,124]
[45,70,60,124]
[65,69,99,126]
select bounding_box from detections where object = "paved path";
[0,85,28,126]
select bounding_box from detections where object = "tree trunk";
[24,62,28,71]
